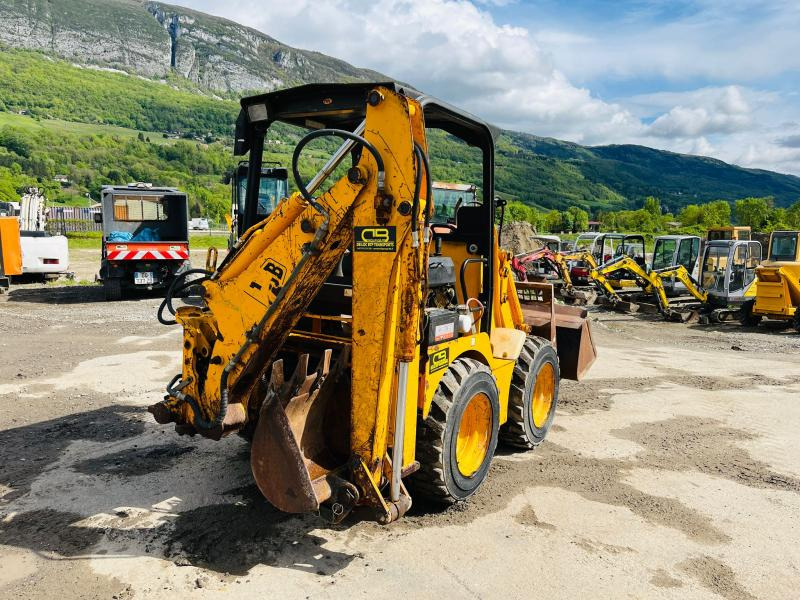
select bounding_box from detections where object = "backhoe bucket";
[518,282,597,381]
[250,350,349,513]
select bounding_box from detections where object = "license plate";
[134,272,156,285]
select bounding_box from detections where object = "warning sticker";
[434,322,455,342]
[354,226,396,252]
[429,347,449,374]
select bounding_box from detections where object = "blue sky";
[185,0,800,175]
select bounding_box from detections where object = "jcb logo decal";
[354,226,396,252]
[429,348,449,374]
[248,258,287,305]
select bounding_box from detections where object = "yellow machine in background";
[0,216,23,291]
[590,255,708,320]
[149,83,596,523]
[741,230,800,331]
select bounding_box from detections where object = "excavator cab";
[150,83,595,523]
[652,235,701,295]
[701,239,761,308]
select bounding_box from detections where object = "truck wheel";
[411,358,500,504]
[104,278,123,301]
[739,300,761,327]
[500,337,560,449]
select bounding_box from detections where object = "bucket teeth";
[251,349,343,514]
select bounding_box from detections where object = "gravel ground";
[1,272,799,599]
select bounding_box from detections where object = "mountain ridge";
[0,0,799,210]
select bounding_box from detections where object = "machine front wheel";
[411,358,500,504]
[500,337,560,449]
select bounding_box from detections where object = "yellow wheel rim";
[532,362,556,428]
[456,392,492,477]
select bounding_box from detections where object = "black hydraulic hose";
[165,373,222,431]
[157,268,213,326]
[411,144,423,239]
[460,258,487,306]
[416,142,433,232]
[291,128,385,201]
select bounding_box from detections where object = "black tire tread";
[499,336,552,450]
[739,300,761,326]
[412,357,489,504]
[104,278,122,301]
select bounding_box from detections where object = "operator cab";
[235,82,499,337]
[701,239,761,306]
[766,231,800,263]
[229,161,289,244]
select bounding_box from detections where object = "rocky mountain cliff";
[0,0,383,93]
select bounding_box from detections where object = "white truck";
[7,189,70,279]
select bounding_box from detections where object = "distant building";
[587,220,601,232]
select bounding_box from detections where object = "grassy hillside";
[1,47,799,222]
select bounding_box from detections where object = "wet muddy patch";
[559,373,796,415]
[679,555,756,600]
[402,443,729,544]
[650,568,683,589]
[513,504,556,530]
[160,485,357,576]
[72,444,195,477]
[0,405,145,503]
[614,417,800,493]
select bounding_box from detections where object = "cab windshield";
[702,246,729,292]
[432,186,477,225]
[237,174,289,218]
[769,232,798,262]
[652,239,676,270]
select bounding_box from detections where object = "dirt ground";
[1,266,799,599]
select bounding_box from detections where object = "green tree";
[565,206,589,232]
[542,210,562,233]
[643,196,661,216]
[735,197,772,229]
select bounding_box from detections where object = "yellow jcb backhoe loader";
[148,83,596,523]
[590,255,708,321]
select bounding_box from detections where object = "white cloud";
[647,86,753,138]
[182,0,800,175]
[532,1,800,84]
[186,0,642,145]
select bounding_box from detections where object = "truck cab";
[97,184,190,300]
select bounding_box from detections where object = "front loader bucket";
[517,282,597,381]
[250,350,350,514]
[553,304,597,381]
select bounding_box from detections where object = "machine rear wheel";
[411,358,499,504]
[793,308,800,333]
[104,277,123,301]
[500,337,559,449]
[739,300,762,326]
